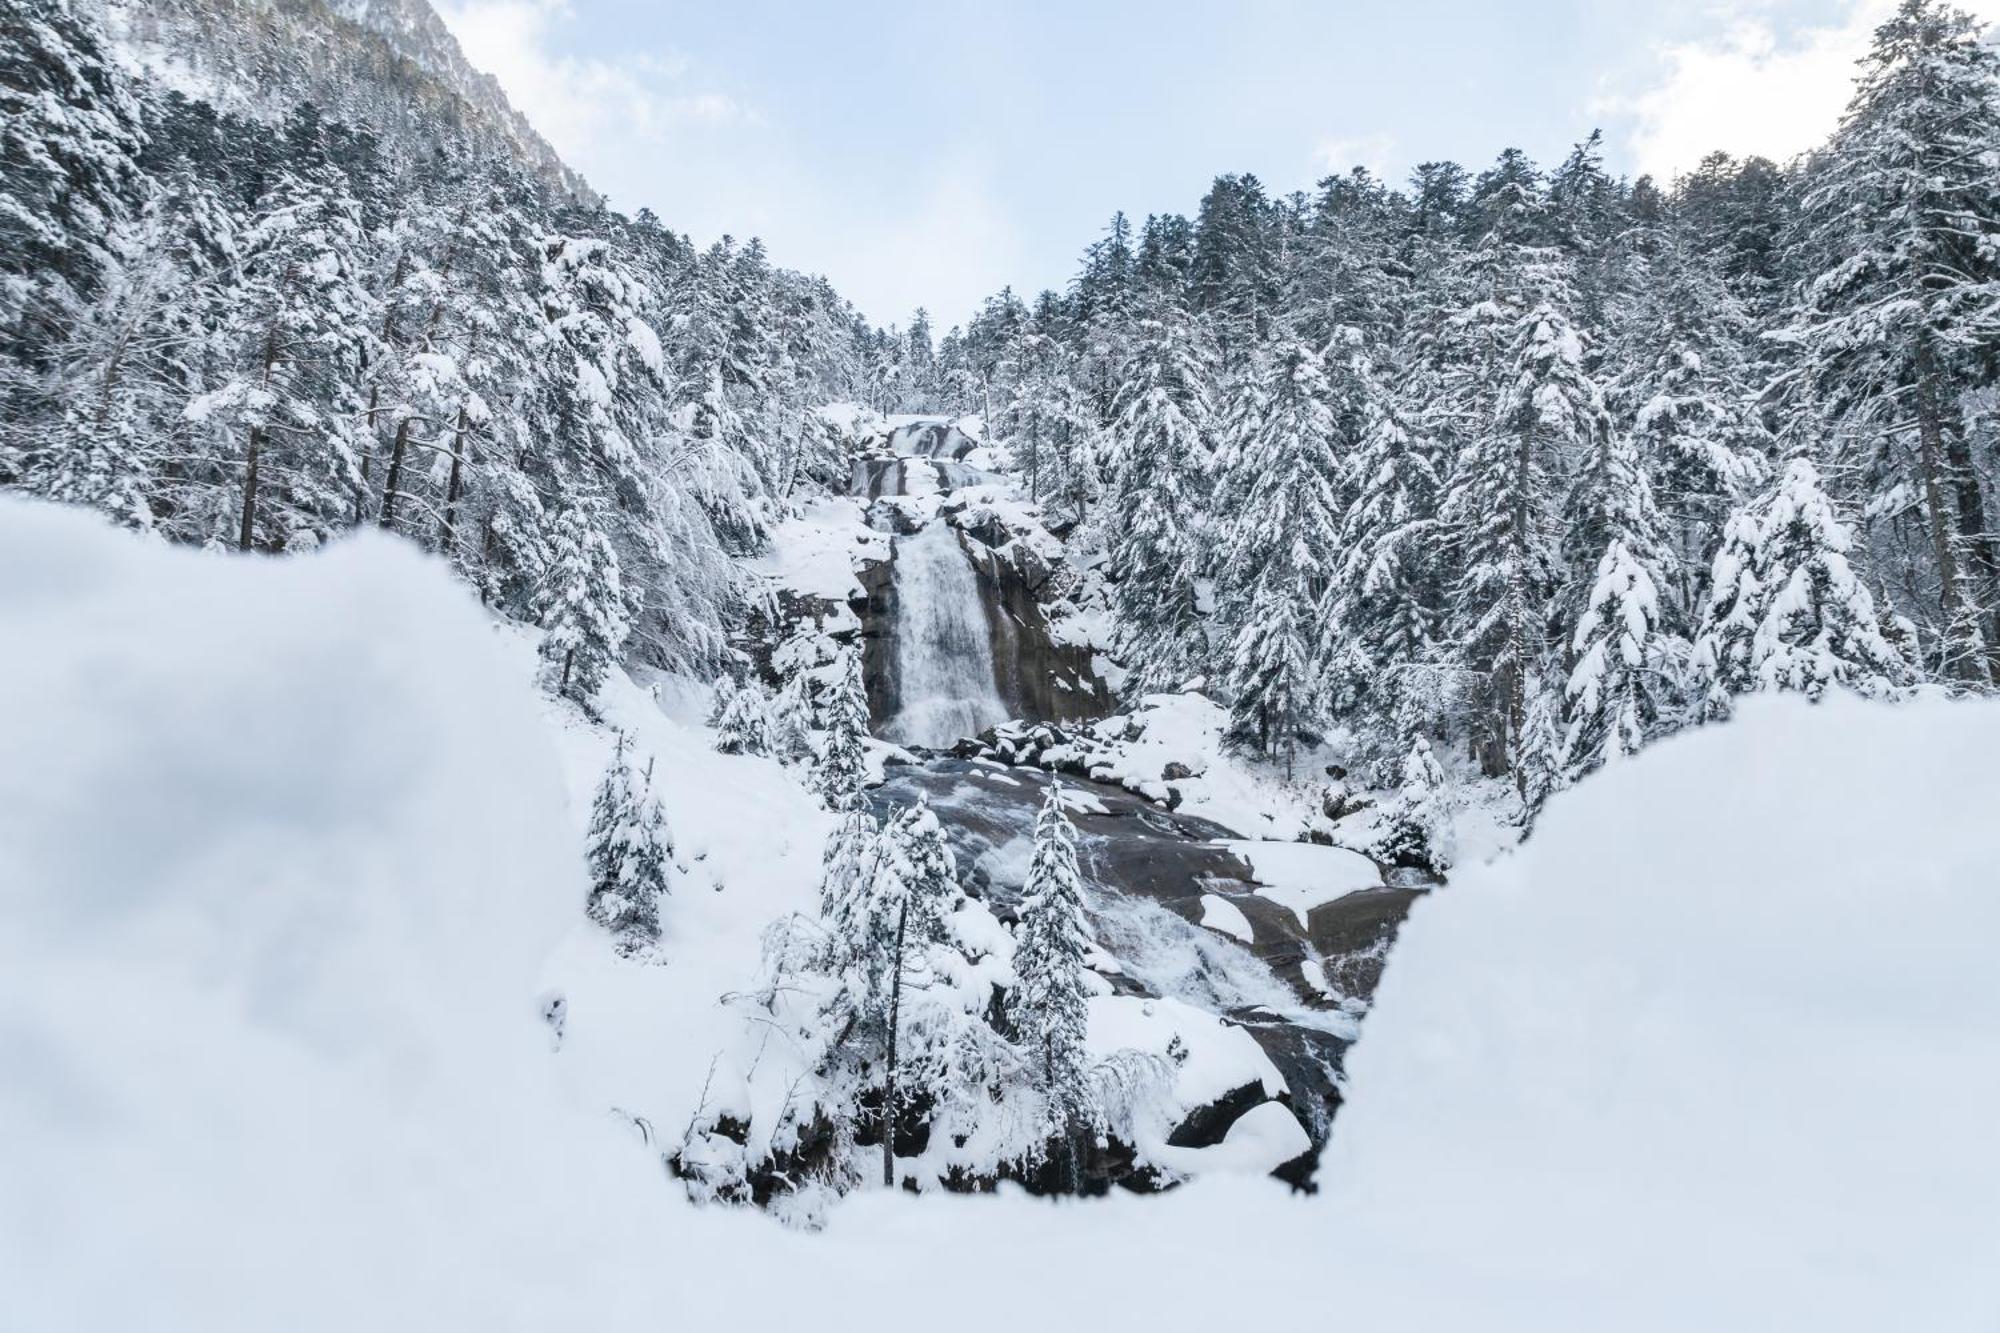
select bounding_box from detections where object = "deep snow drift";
[2,498,1994,1331]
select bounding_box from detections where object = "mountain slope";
[104,0,591,198]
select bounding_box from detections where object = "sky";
[435,0,2000,329]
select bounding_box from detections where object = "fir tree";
[534,506,630,704]
[714,679,772,756]
[1219,342,1344,776]
[1323,358,1444,742]
[863,795,963,1187]
[584,735,673,947]
[1375,737,1454,874]
[1691,456,1913,710]
[1105,306,1215,692]
[767,671,816,764]
[1010,783,1099,1177]
[1558,537,1674,787]
[1441,302,1589,788]
[813,646,871,809]
[1785,0,2000,681]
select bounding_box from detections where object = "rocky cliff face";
[105,0,592,200]
[854,507,1107,738]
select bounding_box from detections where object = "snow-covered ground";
[3,497,1994,1330]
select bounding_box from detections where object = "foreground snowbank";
[2,499,1992,1331]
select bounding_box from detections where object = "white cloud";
[1311,132,1397,178]
[1603,0,2000,181]
[432,0,1015,327]
[434,0,748,169]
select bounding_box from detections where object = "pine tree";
[584,735,672,946]
[813,646,871,809]
[0,0,141,350]
[1691,455,1913,710]
[714,679,772,756]
[1441,302,1589,787]
[534,506,630,704]
[1105,306,1214,692]
[767,671,816,763]
[186,169,375,551]
[1323,358,1444,741]
[1375,737,1454,874]
[1558,537,1673,786]
[1010,783,1098,1176]
[864,795,963,1187]
[1219,342,1343,776]
[1786,0,2000,681]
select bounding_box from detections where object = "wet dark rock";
[1163,761,1195,781]
[1166,1080,1268,1150]
[865,758,1420,1191]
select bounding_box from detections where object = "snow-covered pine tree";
[1558,536,1673,787]
[1441,301,1587,788]
[1691,455,1913,711]
[1219,341,1343,776]
[185,168,375,551]
[1610,214,1770,610]
[1323,356,1444,744]
[1010,783,1098,1178]
[1552,404,1684,788]
[1105,304,1215,692]
[864,796,964,1186]
[533,505,631,705]
[1785,0,2000,682]
[813,646,871,809]
[767,671,816,764]
[584,735,673,947]
[0,0,141,352]
[714,679,772,756]
[1375,736,1454,875]
[705,674,740,728]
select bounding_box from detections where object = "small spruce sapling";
[1375,736,1454,875]
[584,734,673,948]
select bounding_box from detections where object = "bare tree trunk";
[1914,347,1979,681]
[238,426,263,551]
[239,322,281,553]
[377,415,414,531]
[439,403,470,554]
[356,253,409,525]
[1941,418,2000,682]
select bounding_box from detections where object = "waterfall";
[882,523,1009,748]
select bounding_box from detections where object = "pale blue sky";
[437,0,1998,327]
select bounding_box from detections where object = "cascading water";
[882,522,1009,748]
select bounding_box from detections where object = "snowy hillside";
[6,0,2000,1325]
[4,497,1994,1330]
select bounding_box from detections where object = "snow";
[1222,840,1382,926]
[5,498,1994,1330]
[749,494,886,604]
[1197,893,1255,942]
[1087,995,1284,1108]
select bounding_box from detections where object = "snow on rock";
[750,495,885,606]
[1222,840,1383,926]
[977,690,1324,838]
[1197,893,1255,943]
[1087,994,1284,1110]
